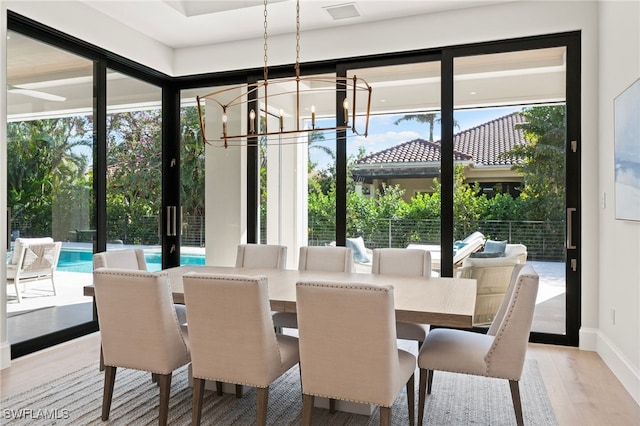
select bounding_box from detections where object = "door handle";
[566,207,576,249]
[166,206,177,237]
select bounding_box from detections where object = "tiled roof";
[355,112,526,167]
[355,139,472,164]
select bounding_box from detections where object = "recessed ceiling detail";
[323,3,361,20]
[163,0,287,18]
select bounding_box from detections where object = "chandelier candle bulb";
[343,99,349,124]
[279,109,284,131]
[249,109,256,133]
[222,112,228,136]
[311,105,316,128]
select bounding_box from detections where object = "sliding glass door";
[6,30,96,354]
[453,47,569,336]
[105,71,163,269]
[345,61,442,273]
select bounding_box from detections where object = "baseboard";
[579,327,598,351]
[0,340,11,369]
[596,330,640,405]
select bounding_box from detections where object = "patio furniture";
[371,248,432,350]
[459,242,528,325]
[272,246,354,332]
[183,273,299,426]
[417,264,539,426]
[7,238,61,302]
[235,244,287,269]
[407,231,486,271]
[93,268,190,426]
[296,281,416,425]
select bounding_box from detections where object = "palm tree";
[394,113,459,141]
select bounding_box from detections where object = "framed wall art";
[614,78,640,222]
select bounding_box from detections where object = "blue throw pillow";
[483,240,507,256]
[346,237,371,263]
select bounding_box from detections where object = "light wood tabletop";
[86,265,477,328]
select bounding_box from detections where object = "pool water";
[56,249,205,273]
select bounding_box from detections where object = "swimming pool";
[56,248,205,273]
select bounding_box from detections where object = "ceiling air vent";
[323,3,361,20]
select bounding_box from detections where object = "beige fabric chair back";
[93,268,189,373]
[93,249,147,270]
[296,281,413,407]
[183,273,288,387]
[486,263,539,379]
[235,244,287,269]
[371,248,432,277]
[298,246,354,273]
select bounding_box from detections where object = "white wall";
[1,1,11,369]
[597,0,640,404]
[2,1,638,404]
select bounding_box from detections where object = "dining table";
[85,264,477,328]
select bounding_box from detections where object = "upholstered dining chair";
[93,249,186,323]
[93,268,190,426]
[372,248,432,350]
[296,281,416,426]
[93,249,187,373]
[235,243,288,269]
[272,245,354,331]
[417,263,539,426]
[183,273,300,426]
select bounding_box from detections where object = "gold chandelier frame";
[196,0,372,147]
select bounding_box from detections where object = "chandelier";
[197,0,372,147]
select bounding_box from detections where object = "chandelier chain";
[263,0,268,83]
[295,0,300,78]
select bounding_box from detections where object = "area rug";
[1,360,556,425]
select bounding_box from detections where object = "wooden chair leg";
[216,381,223,396]
[102,366,117,420]
[427,369,433,394]
[418,369,427,426]
[157,373,172,426]
[192,377,205,426]
[99,346,104,371]
[379,406,392,426]
[406,373,415,426]
[302,394,314,426]
[235,384,243,398]
[256,387,269,426]
[329,398,336,414]
[509,380,524,426]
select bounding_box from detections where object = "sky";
[310,106,522,170]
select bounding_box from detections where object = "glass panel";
[453,47,567,334]
[6,30,94,341]
[106,71,162,268]
[346,62,442,273]
[180,88,207,266]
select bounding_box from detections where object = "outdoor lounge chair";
[6,237,61,302]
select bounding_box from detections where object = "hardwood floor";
[1,333,638,425]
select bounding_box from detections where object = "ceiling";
[8,0,568,119]
[82,0,516,49]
